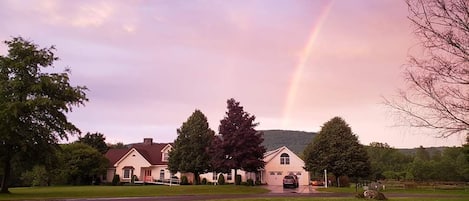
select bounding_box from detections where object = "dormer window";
[280,153,290,165]
[163,152,169,162]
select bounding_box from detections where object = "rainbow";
[282,1,334,128]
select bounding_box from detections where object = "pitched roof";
[104,148,129,167]
[132,143,169,165]
[105,142,172,167]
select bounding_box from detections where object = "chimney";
[143,138,153,145]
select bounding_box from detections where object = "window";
[160,169,165,180]
[123,169,131,179]
[276,172,282,175]
[212,172,217,181]
[269,172,275,175]
[280,153,290,165]
[227,172,232,180]
[163,152,169,162]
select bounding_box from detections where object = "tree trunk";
[0,156,11,193]
[234,169,238,185]
[193,172,200,185]
[334,175,340,187]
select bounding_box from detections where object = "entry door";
[160,169,165,180]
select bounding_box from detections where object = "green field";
[0,185,268,200]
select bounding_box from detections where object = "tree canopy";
[58,143,108,185]
[304,117,370,186]
[168,110,215,184]
[209,98,266,182]
[384,0,469,137]
[366,142,413,180]
[0,37,87,193]
[78,132,108,154]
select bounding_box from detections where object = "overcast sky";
[0,0,465,148]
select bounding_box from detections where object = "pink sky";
[0,0,465,148]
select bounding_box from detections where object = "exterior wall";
[115,149,151,182]
[200,169,247,184]
[262,148,309,185]
[104,168,116,183]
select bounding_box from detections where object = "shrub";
[201,178,207,185]
[255,180,261,185]
[180,175,189,185]
[218,174,225,185]
[330,175,350,187]
[246,179,254,186]
[112,174,120,186]
[131,175,138,183]
[235,175,241,185]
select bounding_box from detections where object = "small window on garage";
[227,172,232,180]
[276,172,282,175]
[269,172,275,175]
[280,153,290,165]
[213,172,217,181]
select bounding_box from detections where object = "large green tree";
[210,98,266,184]
[168,110,215,185]
[78,132,108,154]
[0,37,87,193]
[304,117,370,186]
[384,0,468,137]
[58,143,108,185]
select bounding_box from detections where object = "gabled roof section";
[104,148,129,168]
[131,142,170,165]
[105,142,172,167]
[161,144,173,153]
[263,146,302,164]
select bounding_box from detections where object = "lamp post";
[324,169,328,188]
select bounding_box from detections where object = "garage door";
[265,171,307,185]
[266,171,283,185]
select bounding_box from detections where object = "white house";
[104,138,180,183]
[104,138,309,185]
[260,146,309,185]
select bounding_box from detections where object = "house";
[104,138,309,185]
[104,138,179,183]
[259,146,309,185]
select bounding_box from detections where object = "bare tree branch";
[385,0,468,138]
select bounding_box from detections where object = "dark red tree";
[209,98,266,184]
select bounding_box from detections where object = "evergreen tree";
[0,37,87,193]
[168,110,215,185]
[304,117,370,186]
[210,98,266,184]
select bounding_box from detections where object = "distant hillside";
[397,146,447,156]
[261,130,316,154]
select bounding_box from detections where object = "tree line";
[366,142,469,182]
[5,133,110,188]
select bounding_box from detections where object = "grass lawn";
[316,186,469,195]
[0,185,269,200]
